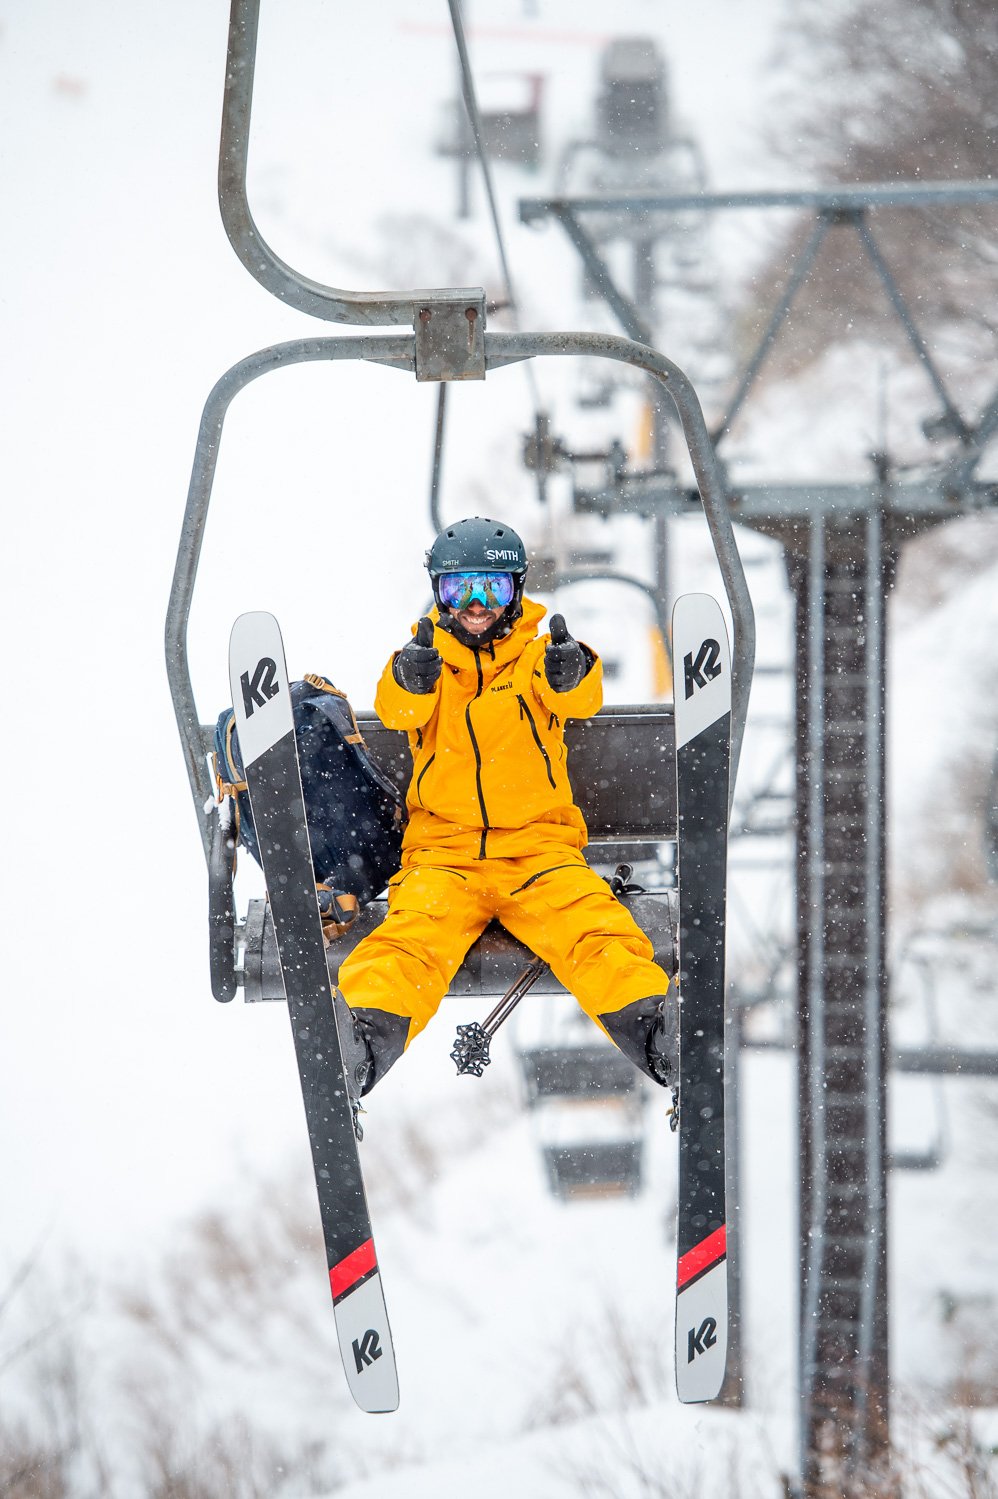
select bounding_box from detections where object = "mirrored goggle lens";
[438,572,515,610]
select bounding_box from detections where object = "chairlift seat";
[237,704,678,1002]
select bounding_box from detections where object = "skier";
[334,517,678,1099]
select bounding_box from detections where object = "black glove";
[544,614,587,693]
[393,616,442,695]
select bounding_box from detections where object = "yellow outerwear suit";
[336,598,672,1062]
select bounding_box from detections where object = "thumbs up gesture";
[394,616,443,695]
[544,614,587,693]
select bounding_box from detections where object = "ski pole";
[451,956,548,1077]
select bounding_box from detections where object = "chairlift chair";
[164,0,754,1149]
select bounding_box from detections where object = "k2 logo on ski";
[352,1328,383,1373]
[687,1315,718,1362]
[240,656,280,717]
[683,638,722,700]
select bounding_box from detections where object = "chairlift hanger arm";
[220,0,485,331]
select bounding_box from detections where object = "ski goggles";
[437,571,516,611]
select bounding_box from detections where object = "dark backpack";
[213,673,404,905]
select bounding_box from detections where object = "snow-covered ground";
[2,0,997,1494]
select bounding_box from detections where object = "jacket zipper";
[415,751,435,807]
[517,694,557,789]
[467,652,490,858]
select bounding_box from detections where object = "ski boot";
[645,992,681,1131]
[645,992,679,1088]
[598,989,680,1089]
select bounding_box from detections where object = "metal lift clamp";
[414,292,487,382]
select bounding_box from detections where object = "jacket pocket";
[517,862,610,913]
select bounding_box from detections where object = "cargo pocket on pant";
[527,865,615,916]
[387,865,468,918]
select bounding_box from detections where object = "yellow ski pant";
[336,844,672,1045]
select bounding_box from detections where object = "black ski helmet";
[426,517,529,627]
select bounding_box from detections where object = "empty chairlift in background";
[596,37,668,157]
[437,71,545,169]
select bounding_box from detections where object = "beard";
[439,601,521,650]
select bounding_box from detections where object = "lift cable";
[446,0,538,371]
[427,0,548,530]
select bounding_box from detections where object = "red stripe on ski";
[330,1238,377,1302]
[677,1224,727,1290]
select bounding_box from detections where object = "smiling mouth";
[449,602,497,632]
[454,606,498,633]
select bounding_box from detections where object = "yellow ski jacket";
[374,598,603,859]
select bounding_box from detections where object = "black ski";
[672,593,731,1402]
[229,611,398,1414]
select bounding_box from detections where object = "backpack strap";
[214,711,248,796]
[302,673,364,745]
[299,674,403,814]
[210,710,245,851]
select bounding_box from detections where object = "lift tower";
[522,178,998,1493]
[773,499,895,1486]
